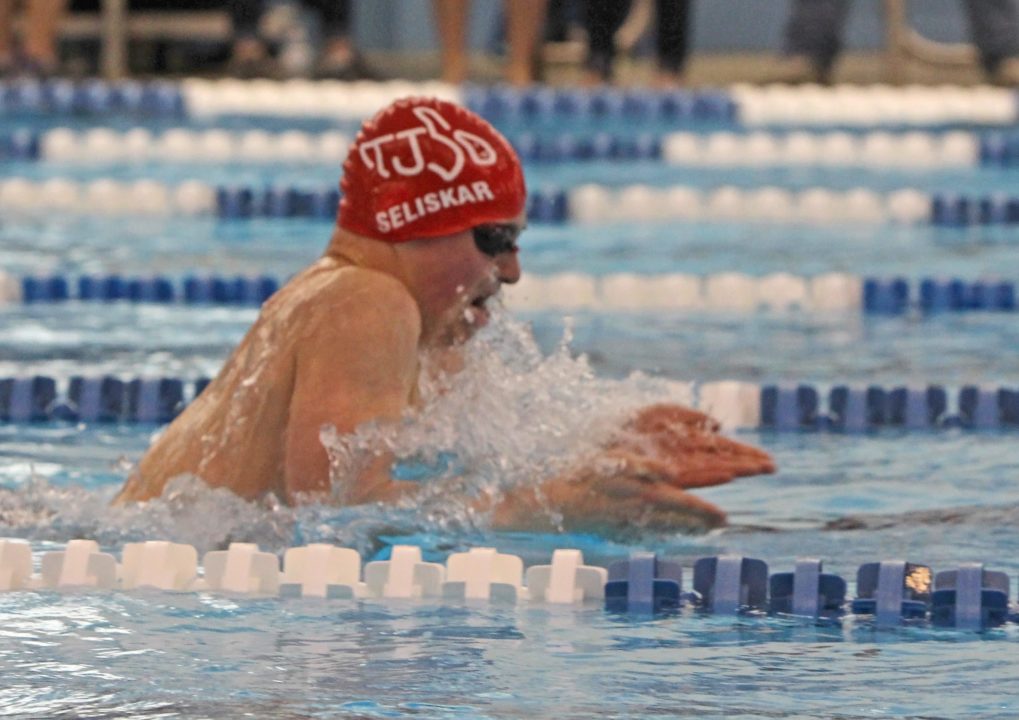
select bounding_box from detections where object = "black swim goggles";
[472,223,522,257]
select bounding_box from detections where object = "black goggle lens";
[472,224,521,257]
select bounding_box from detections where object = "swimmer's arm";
[283,275,422,505]
[486,403,775,533]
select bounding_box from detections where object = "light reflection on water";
[1,591,1018,719]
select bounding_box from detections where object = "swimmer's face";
[397,213,524,346]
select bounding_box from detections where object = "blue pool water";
[3,98,1019,718]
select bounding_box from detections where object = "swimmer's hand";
[490,403,775,534]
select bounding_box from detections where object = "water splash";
[321,305,692,533]
[0,305,692,556]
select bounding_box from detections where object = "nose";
[494,251,521,284]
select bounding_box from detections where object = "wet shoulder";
[267,261,420,332]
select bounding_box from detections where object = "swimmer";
[115,97,774,532]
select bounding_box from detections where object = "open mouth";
[465,293,494,327]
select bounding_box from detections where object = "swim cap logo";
[357,107,499,182]
[339,97,525,242]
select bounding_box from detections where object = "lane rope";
[12,128,1017,169]
[3,271,1016,314]
[0,375,1014,430]
[0,539,1010,630]
[3,79,1015,127]
[0,178,977,225]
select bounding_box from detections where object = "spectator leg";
[229,0,264,41]
[962,0,1019,75]
[306,0,356,72]
[504,0,548,85]
[654,0,692,83]
[23,0,67,71]
[313,0,352,40]
[0,0,13,69]
[783,0,851,80]
[433,0,471,83]
[585,0,632,83]
[227,0,270,77]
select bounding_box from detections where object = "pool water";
[3,93,1019,719]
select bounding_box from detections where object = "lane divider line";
[0,376,1014,430]
[4,272,1014,314]
[0,539,1011,629]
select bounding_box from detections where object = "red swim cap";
[338,97,526,243]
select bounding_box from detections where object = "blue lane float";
[215,186,342,220]
[692,555,769,614]
[761,384,957,431]
[604,552,684,613]
[2,376,200,424]
[0,78,185,116]
[929,192,1019,225]
[0,376,57,423]
[462,86,738,125]
[931,564,1011,630]
[851,561,932,627]
[768,559,847,620]
[18,275,280,305]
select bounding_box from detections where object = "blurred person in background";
[584,0,693,86]
[0,0,67,76]
[227,0,369,78]
[432,0,548,85]
[778,0,1019,85]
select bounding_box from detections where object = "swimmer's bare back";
[114,258,422,506]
